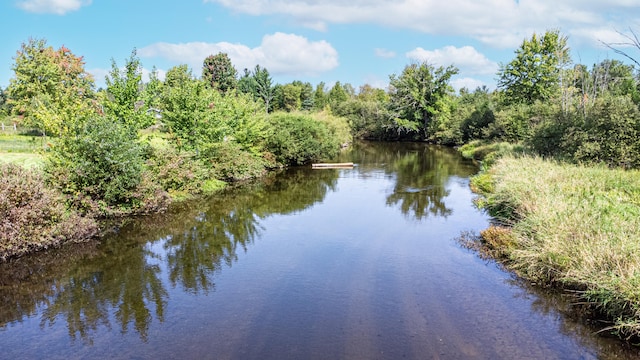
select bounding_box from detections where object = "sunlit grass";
[473,156,640,338]
[0,134,46,168]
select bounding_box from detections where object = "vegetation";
[3,27,640,343]
[471,156,640,339]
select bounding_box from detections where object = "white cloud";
[375,48,396,59]
[16,0,91,15]
[406,46,498,75]
[451,77,488,92]
[204,0,639,48]
[138,32,338,77]
[87,67,167,89]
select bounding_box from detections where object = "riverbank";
[469,153,640,340]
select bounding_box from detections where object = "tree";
[280,83,302,112]
[165,64,194,89]
[497,29,570,104]
[238,65,274,113]
[254,65,274,113]
[202,53,237,93]
[103,49,153,131]
[313,82,328,110]
[328,81,348,107]
[388,62,458,139]
[6,38,95,135]
[143,66,163,111]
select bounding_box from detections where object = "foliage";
[144,138,221,199]
[571,95,640,168]
[265,112,340,166]
[202,53,237,93]
[497,30,569,104]
[327,81,349,108]
[103,49,154,131]
[6,38,95,135]
[203,141,268,182]
[0,163,97,260]
[45,115,160,215]
[161,78,225,151]
[388,62,459,140]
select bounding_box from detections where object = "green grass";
[472,156,640,339]
[0,134,46,168]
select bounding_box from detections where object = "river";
[0,141,637,359]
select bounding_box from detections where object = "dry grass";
[473,155,640,338]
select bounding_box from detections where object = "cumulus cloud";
[138,32,338,77]
[406,46,498,75]
[204,0,638,48]
[16,0,91,15]
[375,48,396,59]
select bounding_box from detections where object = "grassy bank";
[472,155,640,339]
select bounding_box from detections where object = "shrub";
[265,112,340,166]
[203,141,268,182]
[0,164,98,260]
[45,115,160,215]
[573,95,640,169]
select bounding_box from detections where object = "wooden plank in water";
[312,162,354,169]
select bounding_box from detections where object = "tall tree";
[103,49,153,131]
[202,53,237,93]
[253,65,274,113]
[388,61,458,139]
[497,29,570,104]
[313,82,328,110]
[6,38,95,135]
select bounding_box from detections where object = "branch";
[600,28,640,68]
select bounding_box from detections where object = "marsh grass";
[473,156,640,338]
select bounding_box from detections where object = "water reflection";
[0,168,339,343]
[341,142,478,220]
[1,142,637,359]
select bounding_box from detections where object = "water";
[0,142,638,359]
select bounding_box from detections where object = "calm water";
[1,142,638,359]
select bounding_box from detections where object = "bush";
[45,115,163,215]
[0,164,98,260]
[265,112,340,166]
[573,95,640,169]
[203,141,268,182]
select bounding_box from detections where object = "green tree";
[328,81,348,108]
[238,65,274,113]
[254,65,274,113]
[143,66,163,111]
[280,83,302,112]
[313,82,328,110]
[202,53,237,93]
[103,49,153,131]
[165,64,193,89]
[6,38,95,135]
[498,29,570,104]
[388,62,458,139]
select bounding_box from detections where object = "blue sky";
[1,0,639,92]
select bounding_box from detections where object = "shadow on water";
[0,141,639,359]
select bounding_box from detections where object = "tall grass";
[473,156,640,338]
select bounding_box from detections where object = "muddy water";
[0,142,638,359]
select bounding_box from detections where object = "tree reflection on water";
[0,167,339,343]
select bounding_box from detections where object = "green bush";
[265,112,340,166]
[203,141,268,182]
[45,115,163,215]
[0,164,98,260]
[573,95,640,168]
